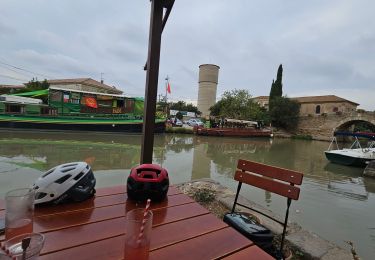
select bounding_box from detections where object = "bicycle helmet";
[32,162,96,206]
[127,164,169,202]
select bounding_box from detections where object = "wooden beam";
[141,0,164,164]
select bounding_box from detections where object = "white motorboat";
[325,132,375,167]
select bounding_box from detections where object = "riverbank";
[176,179,354,260]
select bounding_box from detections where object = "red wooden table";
[0,186,274,259]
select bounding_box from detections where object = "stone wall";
[295,112,375,141]
[299,102,357,116]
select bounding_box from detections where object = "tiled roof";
[47,78,123,94]
[290,95,359,105]
[252,96,269,100]
[252,95,359,106]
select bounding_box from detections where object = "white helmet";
[32,162,96,205]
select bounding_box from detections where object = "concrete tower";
[197,64,220,117]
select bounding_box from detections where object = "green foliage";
[13,78,50,103]
[15,78,50,93]
[209,89,268,122]
[176,111,183,120]
[169,101,201,115]
[353,121,375,132]
[269,64,283,111]
[269,96,300,130]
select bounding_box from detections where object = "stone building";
[252,96,269,110]
[292,95,358,116]
[47,78,123,95]
[252,95,359,116]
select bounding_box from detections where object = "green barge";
[0,87,165,133]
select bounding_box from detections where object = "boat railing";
[327,136,340,151]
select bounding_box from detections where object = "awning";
[12,89,49,97]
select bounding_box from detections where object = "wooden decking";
[0,185,274,259]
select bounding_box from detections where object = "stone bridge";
[296,111,375,141]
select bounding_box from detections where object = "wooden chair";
[231,159,303,255]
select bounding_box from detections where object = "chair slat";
[237,159,303,185]
[234,171,300,200]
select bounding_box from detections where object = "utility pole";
[100,73,104,84]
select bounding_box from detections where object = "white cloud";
[0,0,374,110]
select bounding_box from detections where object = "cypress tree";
[274,64,283,97]
[269,64,283,111]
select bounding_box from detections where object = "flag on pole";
[166,82,171,94]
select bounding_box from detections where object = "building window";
[333,107,338,112]
[315,105,321,114]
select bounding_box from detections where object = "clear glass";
[5,188,35,240]
[124,208,153,260]
[3,233,44,260]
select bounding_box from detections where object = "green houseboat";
[0,87,165,133]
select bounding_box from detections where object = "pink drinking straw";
[137,199,151,245]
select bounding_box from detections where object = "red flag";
[167,82,171,94]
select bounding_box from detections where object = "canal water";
[0,130,374,259]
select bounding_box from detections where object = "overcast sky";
[1,0,374,110]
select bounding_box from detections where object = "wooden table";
[0,186,274,259]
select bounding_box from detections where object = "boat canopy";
[0,94,43,104]
[334,131,375,140]
[12,89,49,97]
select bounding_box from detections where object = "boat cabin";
[0,95,51,115]
[0,87,144,118]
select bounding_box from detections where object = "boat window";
[6,104,24,114]
[315,105,321,114]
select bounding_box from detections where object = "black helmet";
[32,162,96,205]
[127,164,169,202]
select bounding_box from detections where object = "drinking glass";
[5,188,35,240]
[3,233,45,260]
[124,208,153,260]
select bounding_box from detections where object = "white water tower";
[197,64,220,117]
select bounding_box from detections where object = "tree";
[21,78,49,92]
[176,111,183,120]
[169,101,201,115]
[269,64,283,110]
[269,96,300,130]
[13,78,50,103]
[209,89,268,122]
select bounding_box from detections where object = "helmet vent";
[63,163,78,167]
[61,167,76,173]
[55,174,72,184]
[74,171,85,180]
[42,168,55,178]
[35,192,47,199]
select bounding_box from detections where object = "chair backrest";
[235,159,303,200]
[231,159,304,255]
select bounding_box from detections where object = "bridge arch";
[335,116,375,132]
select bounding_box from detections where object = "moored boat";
[324,132,375,167]
[0,87,165,133]
[194,119,272,138]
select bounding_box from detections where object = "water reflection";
[1,131,375,258]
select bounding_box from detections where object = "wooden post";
[141,0,164,164]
